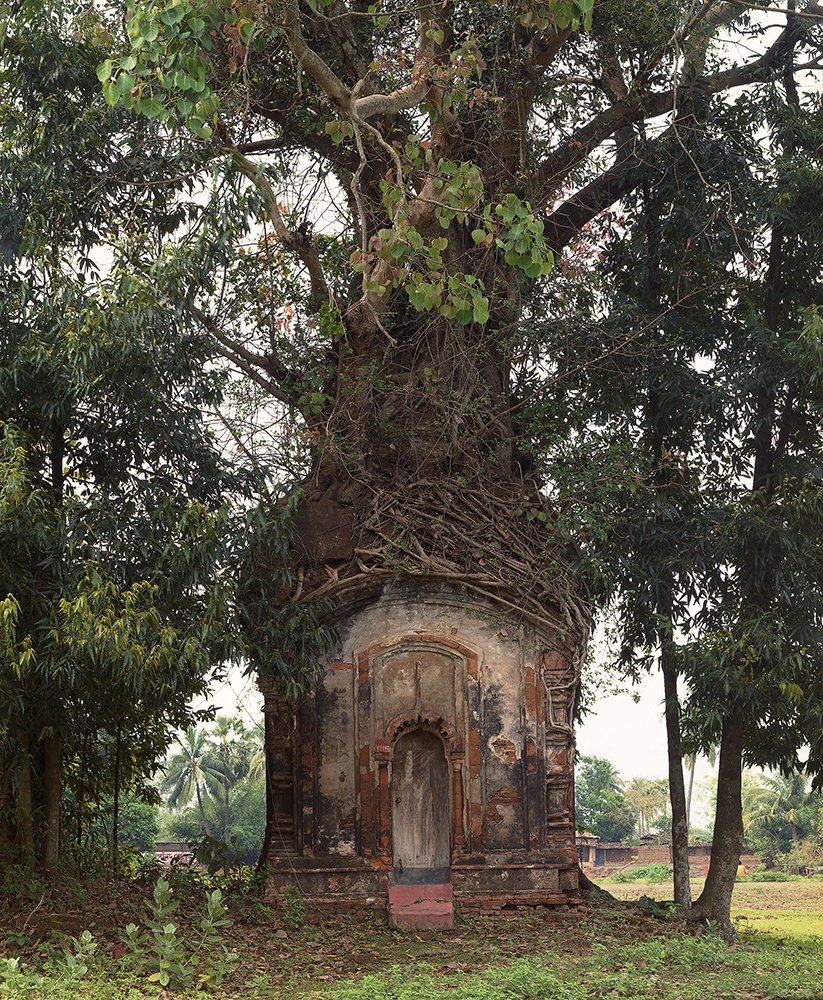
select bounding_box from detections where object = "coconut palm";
[247,720,266,783]
[625,778,669,838]
[161,726,231,838]
[743,772,818,854]
[206,716,256,841]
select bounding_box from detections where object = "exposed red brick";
[328,659,353,671]
[484,784,521,824]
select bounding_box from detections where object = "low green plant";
[57,929,99,980]
[612,863,672,883]
[120,877,237,990]
[213,863,267,900]
[0,957,47,998]
[282,885,306,931]
[0,930,99,997]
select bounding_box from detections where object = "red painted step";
[388,883,454,929]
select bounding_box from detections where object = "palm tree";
[247,720,266,783]
[743,771,816,855]
[625,778,669,838]
[206,717,254,841]
[161,726,231,838]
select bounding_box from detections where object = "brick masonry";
[261,580,586,914]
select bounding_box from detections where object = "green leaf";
[116,73,136,96]
[96,59,114,83]
[139,97,166,119]
[472,296,489,325]
[159,6,185,26]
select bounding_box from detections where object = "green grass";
[305,933,823,1000]
[1,873,821,998]
[733,908,823,938]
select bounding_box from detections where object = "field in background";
[595,873,823,939]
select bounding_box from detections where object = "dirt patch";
[598,876,823,913]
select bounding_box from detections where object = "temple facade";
[259,577,584,924]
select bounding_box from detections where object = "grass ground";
[599,875,823,940]
[0,870,820,999]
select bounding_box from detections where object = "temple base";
[388,882,454,929]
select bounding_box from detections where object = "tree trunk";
[112,710,122,869]
[41,424,64,873]
[578,866,618,904]
[76,729,90,848]
[685,755,696,830]
[690,715,744,938]
[195,780,213,838]
[40,730,61,872]
[661,642,692,910]
[16,728,35,856]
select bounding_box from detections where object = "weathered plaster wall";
[263,579,582,909]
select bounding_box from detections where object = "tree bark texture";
[691,715,744,937]
[40,730,61,872]
[661,645,692,911]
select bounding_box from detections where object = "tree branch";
[535,2,818,200]
[281,0,353,111]
[191,307,301,408]
[544,126,675,253]
[281,0,439,122]
[227,144,332,312]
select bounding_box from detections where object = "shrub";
[282,885,306,930]
[120,877,238,990]
[612,863,672,883]
[0,928,100,997]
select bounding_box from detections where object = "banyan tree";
[101,0,821,925]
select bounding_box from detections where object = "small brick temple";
[259,548,586,925]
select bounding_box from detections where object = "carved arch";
[376,712,463,760]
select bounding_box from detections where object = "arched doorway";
[391,728,450,883]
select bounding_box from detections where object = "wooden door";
[391,729,450,882]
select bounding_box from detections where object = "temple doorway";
[391,728,450,884]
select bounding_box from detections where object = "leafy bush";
[612,863,672,883]
[771,841,822,874]
[282,885,306,930]
[120,877,237,990]
[60,842,161,882]
[0,928,100,997]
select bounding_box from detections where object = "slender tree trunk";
[41,424,64,872]
[0,777,13,862]
[112,708,122,870]
[76,729,90,848]
[661,641,692,910]
[641,169,692,908]
[690,715,744,938]
[15,728,35,856]
[40,730,61,872]
[195,781,213,838]
[685,756,696,830]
